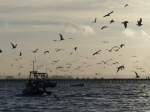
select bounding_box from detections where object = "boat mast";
[33,60,35,71]
[33,56,36,71]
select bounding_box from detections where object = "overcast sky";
[0,0,150,78]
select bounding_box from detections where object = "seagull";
[103,11,114,17]
[110,19,115,24]
[124,4,128,7]
[52,60,60,63]
[59,33,64,41]
[44,50,49,54]
[74,47,78,51]
[117,65,125,72]
[92,50,101,55]
[33,49,39,53]
[19,52,22,56]
[112,61,119,65]
[101,26,108,30]
[93,18,97,23]
[122,21,128,28]
[114,48,120,52]
[10,42,17,49]
[0,49,2,53]
[137,18,143,27]
[55,48,64,52]
[120,44,125,48]
[134,71,140,79]
[108,46,120,52]
[56,66,64,69]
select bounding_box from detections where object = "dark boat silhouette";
[22,61,57,96]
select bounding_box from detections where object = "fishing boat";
[22,61,57,96]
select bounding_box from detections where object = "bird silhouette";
[92,50,101,55]
[33,49,39,53]
[108,46,120,52]
[0,49,2,53]
[93,18,97,23]
[112,61,119,65]
[10,42,17,49]
[55,48,64,52]
[134,71,140,79]
[101,26,108,30]
[56,66,64,69]
[120,44,125,48]
[137,18,143,27]
[122,21,128,28]
[103,11,114,17]
[19,52,22,56]
[124,4,128,7]
[52,60,60,64]
[59,33,64,41]
[117,65,125,72]
[74,47,78,51]
[44,50,49,54]
[110,19,115,24]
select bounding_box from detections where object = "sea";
[0,79,150,112]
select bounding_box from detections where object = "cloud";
[122,28,136,37]
[141,30,150,37]
[122,28,150,38]
[64,22,95,35]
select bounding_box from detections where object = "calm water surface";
[0,80,150,112]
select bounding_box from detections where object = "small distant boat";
[71,83,84,87]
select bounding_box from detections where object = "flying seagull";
[101,26,108,30]
[103,11,114,17]
[110,19,115,24]
[93,18,97,23]
[53,60,60,63]
[55,48,64,52]
[112,61,119,65]
[120,44,125,48]
[122,21,128,29]
[59,33,64,41]
[124,4,128,7]
[137,18,143,27]
[33,49,39,53]
[74,47,78,51]
[134,71,140,79]
[56,66,64,69]
[0,49,2,53]
[108,46,120,52]
[44,50,49,54]
[117,65,125,72]
[10,42,17,49]
[19,52,22,56]
[92,50,101,55]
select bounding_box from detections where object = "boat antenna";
[32,56,36,71]
[33,60,35,71]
